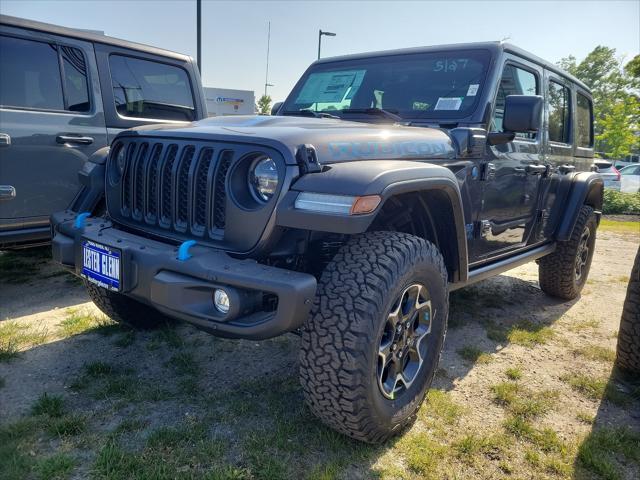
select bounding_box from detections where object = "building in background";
[203,87,255,116]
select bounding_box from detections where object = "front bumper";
[51,211,317,340]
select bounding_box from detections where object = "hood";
[128,115,456,164]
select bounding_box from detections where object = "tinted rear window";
[576,93,593,148]
[109,55,195,121]
[0,35,64,110]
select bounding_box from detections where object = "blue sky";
[3,0,639,101]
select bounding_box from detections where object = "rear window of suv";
[109,55,195,121]
[0,35,90,112]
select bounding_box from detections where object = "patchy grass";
[561,373,631,406]
[46,414,86,437]
[456,345,493,364]
[34,454,75,480]
[31,393,65,418]
[574,345,616,362]
[0,321,49,362]
[485,319,554,346]
[599,218,640,234]
[491,382,558,419]
[505,366,523,381]
[419,389,465,426]
[578,427,640,480]
[58,309,115,337]
[568,317,601,333]
[0,248,50,284]
[576,411,595,424]
[168,351,199,376]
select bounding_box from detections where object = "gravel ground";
[0,221,638,480]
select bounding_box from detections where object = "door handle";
[525,164,548,175]
[0,185,16,200]
[0,133,10,147]
[56,135,94,145]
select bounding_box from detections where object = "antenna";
[264,21,273,97]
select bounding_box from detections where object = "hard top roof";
[314,41,590,93]
[0,14,192,62]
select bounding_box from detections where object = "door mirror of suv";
[271,102,283,116]
[503,95,543,133]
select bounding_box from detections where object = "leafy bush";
[603,189,640,214]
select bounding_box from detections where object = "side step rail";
[449,243,556,291]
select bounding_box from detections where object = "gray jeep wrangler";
[52,42,603,443]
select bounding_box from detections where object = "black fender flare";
[69,146,110,214]
[276,160,469,282]
[555,172,604,241]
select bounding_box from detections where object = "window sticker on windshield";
[435,97,463,110]
[467,84,479,96]
[295,70,366,104]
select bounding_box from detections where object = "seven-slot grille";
[113,139,233,240]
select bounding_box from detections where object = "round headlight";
[248,156,279,202]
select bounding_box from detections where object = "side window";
[492,64,538,140]
[576,93,593,148]
[60,45,91,112]
[0,35,64,110]
[109,55,195,121]
[548,81,571,144]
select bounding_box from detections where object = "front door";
[0,29,107,234]
[473,60,545,261]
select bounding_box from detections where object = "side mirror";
[503,95,543,133]
[271,102,283,116]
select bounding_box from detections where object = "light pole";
[317,29,336,60]
[196,0,202,75]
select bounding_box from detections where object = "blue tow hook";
[74,212,91,229]
[177,240,197,261]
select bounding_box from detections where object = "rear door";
[0,27,107,233]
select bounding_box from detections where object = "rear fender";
[556,172,603,241]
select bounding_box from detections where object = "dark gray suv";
[52,42,603,443]
[0,15,206,248]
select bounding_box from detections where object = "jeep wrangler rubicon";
[51,42,603,444]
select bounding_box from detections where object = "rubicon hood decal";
[129,115,456,164]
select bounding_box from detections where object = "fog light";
[213,289,230,314]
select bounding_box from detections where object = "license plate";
[81,240,121,291]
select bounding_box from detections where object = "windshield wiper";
[281,109,340,119]
[340,107,404,122]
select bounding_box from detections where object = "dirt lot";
[1,220,639,480]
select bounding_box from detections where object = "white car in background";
[592,159,621,190]
[620,164,640,193]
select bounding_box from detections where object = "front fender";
[556,172,603,241]
[275,160,468,280]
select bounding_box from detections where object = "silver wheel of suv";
[378,283,433,400]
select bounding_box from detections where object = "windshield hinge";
[296,144,322,174]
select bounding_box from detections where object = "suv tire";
[616,247,640,375]
[538,205,597,300]
[84,280,169,329]
[299,231,448,443]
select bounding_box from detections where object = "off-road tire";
[538,205,597,300]
[299,231,448,443]
[616,247,640,375]
[84,280,170,329]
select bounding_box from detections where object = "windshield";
[282,49,491,120]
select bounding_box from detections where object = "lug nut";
[398,351,403,358]
[392,344,397,351]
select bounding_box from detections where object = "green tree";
[257,95,272,115]
[626,54,640,79]
[596,97,640,158]
[559,46,639,154]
